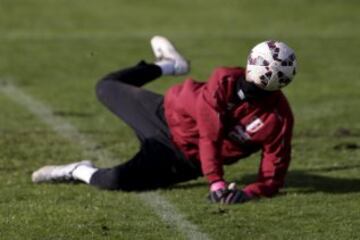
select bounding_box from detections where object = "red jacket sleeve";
[195,68,230,183]
[243,100,294,197]
[196,68,244,183]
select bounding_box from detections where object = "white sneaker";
[150,35,190,75]
[32,160,94,183]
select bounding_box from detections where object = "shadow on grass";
[283,164,360,194]
[173,164,360,194]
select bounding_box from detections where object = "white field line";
[0,81,211,240]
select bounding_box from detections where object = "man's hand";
[209,182,250,204]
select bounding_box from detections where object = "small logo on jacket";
[246,118,264,133]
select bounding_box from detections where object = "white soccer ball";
[246,40,297,91]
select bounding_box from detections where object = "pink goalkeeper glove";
[209,181,251,204]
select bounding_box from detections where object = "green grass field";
[1,0,360,239]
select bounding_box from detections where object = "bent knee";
[95,78,119,103]
[95,79,107,101]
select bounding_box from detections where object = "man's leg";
[89,139,202,191]
[99,60,162,87]
[32,139,202,190]
[96,61,169,142]
[96,34,190,142]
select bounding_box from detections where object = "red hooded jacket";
[164,67,294,197]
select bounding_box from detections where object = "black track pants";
[90,61,202,191]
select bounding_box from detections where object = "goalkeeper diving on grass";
[32,36,297,204]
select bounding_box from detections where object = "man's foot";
[151,35,190,75]
[32,160,94,183]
